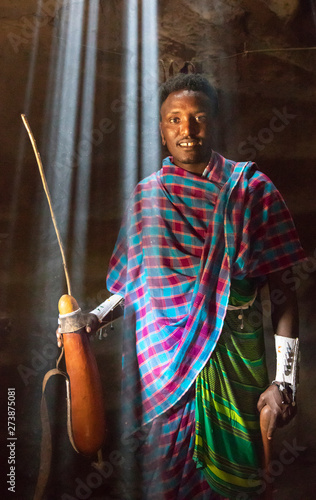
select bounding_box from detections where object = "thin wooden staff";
[21,114,72,296]
[260,405,274,500]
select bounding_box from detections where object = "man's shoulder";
[223,153,278,193]
[218,153,281,199]
[128,171,160,203]
[134,171,159,193]
[211,151,257,185]
[246,168,278,192]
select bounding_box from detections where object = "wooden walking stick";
[260,405,274,500]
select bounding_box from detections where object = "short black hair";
[159,73,219,116]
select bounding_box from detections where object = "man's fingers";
[280,403,296,425]
[258,385,297,441]
[56,328,63,348]
[257,391,271,413]
[257,396,265,413]
[56,313,98,347]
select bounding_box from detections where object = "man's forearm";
[268,267,299,338]
[90,294,124,329]
[256,267,300,435]
[268,267,300,401]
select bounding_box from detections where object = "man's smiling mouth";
[178,139,201,148]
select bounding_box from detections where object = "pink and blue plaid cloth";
[107,151,305,429]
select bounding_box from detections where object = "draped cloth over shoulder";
[107,152,305,432]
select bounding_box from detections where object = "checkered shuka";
[107,152,305,431]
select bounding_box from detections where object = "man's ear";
[159,122,166,146]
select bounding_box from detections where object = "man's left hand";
[257,384,297,440]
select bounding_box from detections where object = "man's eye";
[196,115,207,122]
[169,117,180,123]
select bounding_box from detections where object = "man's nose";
[180,116,198,136]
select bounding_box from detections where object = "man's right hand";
[56,313,100,348]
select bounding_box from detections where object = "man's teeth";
[179,141,197,147]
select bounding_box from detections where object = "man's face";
[160,89,216,175]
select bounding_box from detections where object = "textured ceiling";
[157,0,316,93]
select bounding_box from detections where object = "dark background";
[0,1,315,498]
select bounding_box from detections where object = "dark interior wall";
[0,1,315,499]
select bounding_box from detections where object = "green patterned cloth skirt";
[193,278,269,499]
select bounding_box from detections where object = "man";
[58,74,305,499]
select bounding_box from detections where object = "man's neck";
[173,153,213,176]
